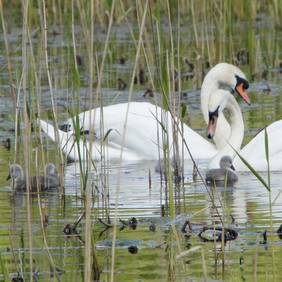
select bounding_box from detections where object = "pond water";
[1,4,282,281]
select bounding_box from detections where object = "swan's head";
[207,90,229,139]
[205,63,250,105]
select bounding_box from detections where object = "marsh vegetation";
[0,0,282,281]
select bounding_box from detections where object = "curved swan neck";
[208,95,244,169]
[201,63,246,124]
[201,66,233,150]
[227,96,244,152]
[201,75,220,124]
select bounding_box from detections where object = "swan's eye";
[208,106,219,122]
[235,75,249,90]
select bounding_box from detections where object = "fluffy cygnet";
[7,163,59,192]
[205,156,238,186]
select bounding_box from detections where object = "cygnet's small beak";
[230,164,236,171]
[207,115,218,139]
[235,83,250,105]
[6,174,11,181]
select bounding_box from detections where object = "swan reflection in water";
[62,161,282,225]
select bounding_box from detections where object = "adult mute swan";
[39,63,249,162]
[207,90,282,171]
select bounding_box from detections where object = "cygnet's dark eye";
[235,75,249,90]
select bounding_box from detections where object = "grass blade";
[103,129,114,142]
[264,128,271,188]
[233,147,270,191]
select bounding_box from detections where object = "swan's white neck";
[208,95,244,169]
[201,73,231,149]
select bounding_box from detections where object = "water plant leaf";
[264,128,269,163]
[176,246,201,260]
[180,103,187,121]
[103,128,114,142]
[150,110,168,134]
[264,128,271,188]
[0,252,9,282]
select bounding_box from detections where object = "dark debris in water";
[63,212,85,244]
[235,48,249,66]
[277,225,282,239]
[2,137,11,150]
[75,55,83,66]
[239,256,244,265]
[143,88,154,98]
[149,223,156,232]
[230,215,236,224]
[181,220,193,234]
[120,217,138,230]
[98,217,138,236]
[11,274,24,282]
[117,78,127,90]
[128,245,138,254]
[179,218,239,243]
[184,58,194,72]
[198,226,238,243]
[118,56,126,65]
[260,230,268,244]
[134,68,147,85]
[279,61,282,73]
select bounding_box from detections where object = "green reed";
[0,252,9,282]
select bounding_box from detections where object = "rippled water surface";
[1,5,282,281]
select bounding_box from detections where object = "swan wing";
[38,119,145,162]
[234,120,282,171]
[64,102,217,160]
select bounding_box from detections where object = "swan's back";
[67,102,217,160]
[234,120,282,171]
[42,102,218,162]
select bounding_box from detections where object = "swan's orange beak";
[207,115,218,139]
[235,83,250,105]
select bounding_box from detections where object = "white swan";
[39,104,217,161]
[207,90,282,171]
[39,63,249,162]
